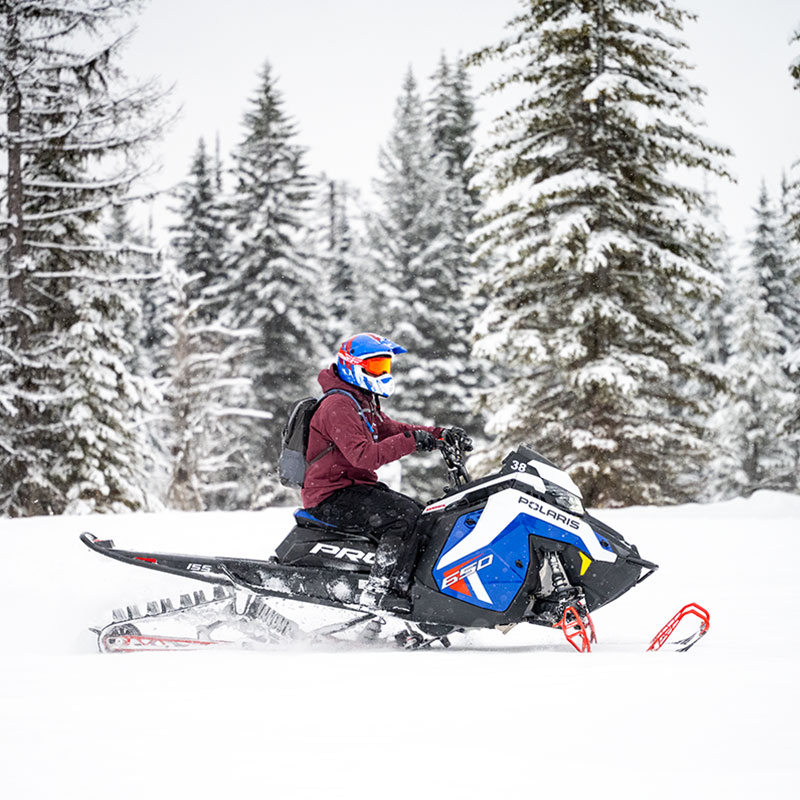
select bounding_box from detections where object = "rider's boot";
[359,527,412,614]
[359,576,410,614]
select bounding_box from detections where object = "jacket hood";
[317,364,373,401]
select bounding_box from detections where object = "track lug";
[193,590,206,605]
[146,600,160,616]
[126,604,141,619]
[160,598,174,613]
[396,630,424,649]
[243,594,262,618]
[358,619,384,642]
[179,593,192,608]
[112,608,126,622]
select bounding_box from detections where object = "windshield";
[542,479,585,516]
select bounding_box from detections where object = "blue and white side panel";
[432,489,616,612]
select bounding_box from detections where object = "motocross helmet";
[336,333,406,397]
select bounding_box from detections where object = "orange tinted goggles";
[362,356,392,376]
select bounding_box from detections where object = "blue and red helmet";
[337,333,407,397]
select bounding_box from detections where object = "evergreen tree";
[322,178,352,332]
[161,261,207,511]
[693,190,735,367]
[683,187,734,501]
[751,182,796,354]
[368,67,483,495]
[61,273,160,513]
[367,68,436,342]
[163,138,251,510]
[159,262,253,510]
[226,62,321,506]
[423,55,490,461]
[104,202,159,375]
[302,175,366,341]
[0,0,165,515]
[779,175,800,491]
[710,184,798,497]
[709,259,796,498]
[427,55,481,211]
[468,0,732,506]
[786,28,800,474]
[788,26,800,248]
[779,171,797,280]
[169,139,230,324]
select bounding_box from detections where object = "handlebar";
[437,430,472,487]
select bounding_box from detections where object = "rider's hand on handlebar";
[413,430,438,452]
[444,426,473,451]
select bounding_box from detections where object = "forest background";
[1,0,799,517]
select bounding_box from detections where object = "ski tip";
[80,532,115,549]
[647,602,710,653]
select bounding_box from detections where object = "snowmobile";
[82,437,671,653]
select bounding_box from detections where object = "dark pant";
[307,483,423,592]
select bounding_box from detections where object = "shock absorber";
[546,551,574,600]
[545,551,596,650]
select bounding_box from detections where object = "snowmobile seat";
[293,509,378,542]
[294,509,338,529]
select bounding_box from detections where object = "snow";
[2,493,799,799]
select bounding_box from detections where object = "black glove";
[413,430,437,452]
[445,426,473,451]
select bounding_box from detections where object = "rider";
[302,333,470,613]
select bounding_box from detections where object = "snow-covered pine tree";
[160,261,207,511]
[60,272,161,514]
[779,174,800,491]
[788,26,800,248]
[301,175,368,342]
[169,139,230,326]
[781,31,800,478]
[106,203,145,252]
[367,68,435,343]
[785,27,800,478]
[425,55,488,439]
[708,256,796,498]
[709,183,798,498]
[467,0,732,507]
[162,138,254,510]
[750,182,796,356]
[786,30,800,365]
[159,262,254,510]
[428,55,481,212]
[681,186,735,501]
[104,201,158,374]
[367,67,478,495]
[320,178,351,335]
[226,62,322,506]
[692,189,735,368]
[0,0,165,515]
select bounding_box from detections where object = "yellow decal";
[580,553,592,576]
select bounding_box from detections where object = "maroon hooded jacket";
[301,365,442,508]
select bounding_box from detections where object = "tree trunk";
[4,6,25,322]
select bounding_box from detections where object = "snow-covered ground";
[2,492,798,799]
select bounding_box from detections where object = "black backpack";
[278,389,375,488]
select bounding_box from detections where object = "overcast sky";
[121,0,800,251]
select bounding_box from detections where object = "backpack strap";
[320,389,377,439]
[307,388,378,467]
